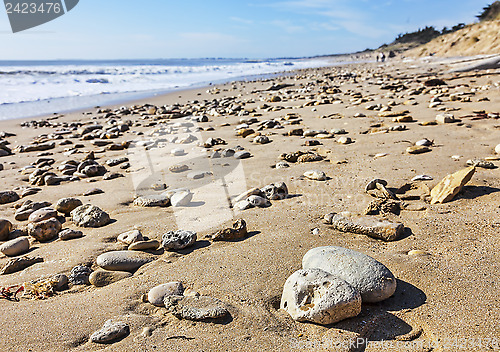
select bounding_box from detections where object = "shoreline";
[0,56,359,122]
[0,57,499,351]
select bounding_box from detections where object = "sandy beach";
[0,57,499,352]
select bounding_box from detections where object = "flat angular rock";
[0,191,19,205]
[89,270,132,287]
[0,219,12,241]
[302,246,397,303]
[436,113,456,123]
[430,167,475,204]
[14,201,52,221]
[164,296,228,321]
[96,250,155,272]
[71,204,110,227]
[233,187,264,203]
[90,319,129,344]
[128,240,160,251]
[27,217,61,242]
[162,230,197,250]
[55,198,83,215]
[406,145,431,154]
[148,282,184,306]
[281,268,361,325]
[0,237,30,257]
[0,256,43,275]
[117,230,143,245]
[170,191,193,207]
[209,219,247,241]
[323,213,404,241]
[133,195,170,207]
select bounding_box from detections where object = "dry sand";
[0,57,499,352]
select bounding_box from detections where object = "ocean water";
[0,58,334,120]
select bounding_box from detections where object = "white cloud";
[230,16,254,25]
[270,20,304,33]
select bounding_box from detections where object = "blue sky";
[0,0,490,59]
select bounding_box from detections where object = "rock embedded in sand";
[117,230,143,245]
[0,190,19,205]
[304,170,327,181]
[83,188,104,196]
[71,204,110,227]
[27,217,61,242]
[69,265,93,285]
[495,144,500,155]
[209,219,248,241]
[0,256,43,275]
[58,228,83,241]
[302,246,397,303]
[89,270,132,287]
[247,195,271,207]
[0,219,12,241]
[436,113,456,123]
[162,230,197,250]
[55,197,83,215]
[430,167,475,204]
[96,250,155,272]
[280,268,361,325]
[148,282,184,306]
[323,213,403,241]
[466,159,495,169]
[164,295,229,321]
[406,145,431,154]
[133,195,170,207]
[17,142,55,153]
[90,319,130,344]
[128,240,160,251]
[253,135,270,144]
[0,237,29,257]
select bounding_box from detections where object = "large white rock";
[148,282,184,306]
[280,268,361,325]
[302,246,397,303]
[495,143,500,155]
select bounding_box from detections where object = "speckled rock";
[281,268,361,325]
[55,197,83,215]
[27,217,61,242]
[162,230,197,250]
[302,246,397,303]
[89,270,132,287]
[96,250,155,272]
[260,182,288,200]
[148,282,184,306]
[209,219,247,241]
[323,213,404,241]
[133,195,170,207]
[71,204,110,227]
[58,229,83,241]
[90,319,129,344]
[0,237,30,257]
[164,296,229,321]
[69,265,93,285]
